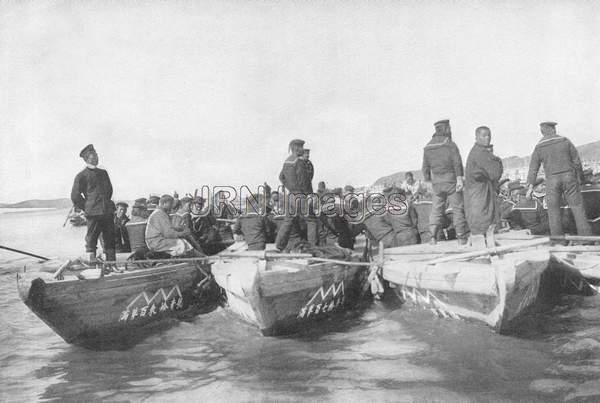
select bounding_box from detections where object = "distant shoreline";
[0,207,58,215]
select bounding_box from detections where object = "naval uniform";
[275,154,318,249]
[71,167,116,255]
[422,134,467,239]
[527,133,591,236]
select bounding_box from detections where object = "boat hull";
[385,250,596,333]
[17,262,219,349]
[213,258,370,336]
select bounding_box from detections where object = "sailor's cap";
[115,201,129,208]
[79,144,95,158]
[540,121,557,128]
[289,139,305,148]
[434,119,450,127]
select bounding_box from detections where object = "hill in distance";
[0,198,72,209]
[374,140,600,187]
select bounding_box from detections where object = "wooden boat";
[211,242,371,336]
[16,258,219,349]
[380,236,598,333]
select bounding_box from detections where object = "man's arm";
[70,173,86,211]
[568,139,584,183]
[105,170,113,200]
[421,150,431,182]
[451,143,464,177]
[526,147,541,186]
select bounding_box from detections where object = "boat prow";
[212,243,372,336]
[16,259,219,349]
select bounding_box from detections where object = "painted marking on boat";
[297,282,345,319]
[401,286,460,320]
[118,285,184,322]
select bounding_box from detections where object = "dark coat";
[464,143,504,234]
[422,135,464,184]
[527,134,583,185]
[71,167,114,216]
[233,213,271,250]
[279,155,312,193]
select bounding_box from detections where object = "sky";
[1,1,599,203]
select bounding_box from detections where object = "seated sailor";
[114,201,131,253]
[503,184,550,235]
[130,198,150,222]
[383,187,419,246]
[145,194,204,257]
[232,194,272,250]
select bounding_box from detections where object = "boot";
[428,225,438,245]
[87,252,97,265]
[103,249,121,274]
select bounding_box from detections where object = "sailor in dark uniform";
[71,144,116,263]
[525,122,591,236]
[422,119,468,244]
[114,201,131,253]
[275,139,318,250]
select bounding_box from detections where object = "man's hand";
[456,176,464,192]
[525,185,534,201]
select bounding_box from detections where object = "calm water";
[1,209,600,402]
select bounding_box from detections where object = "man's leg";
[100,214,116,262]
[545,177,564,237]
[275,215,295,250]
[429,184,447,244]
[85,215,102,261]
[563,176,592,236]
[448,186,467,242]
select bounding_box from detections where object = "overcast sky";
[1,1,599,203]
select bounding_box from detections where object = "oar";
[551,235,600,243]
[426,237,551,265]
[0,245,50,261]
[62,206,74,227]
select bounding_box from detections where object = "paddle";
[0,245,50,261]
[62,206,74,227]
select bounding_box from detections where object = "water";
[1,209,600,402]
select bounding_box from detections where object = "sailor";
[275,139,318,250]
[525,122,591,237]
[582,168,595,185]
[401,171,425,200]
[232,195,272,250]
[147,194,160,211]
[71,144,116,263]
[464,126,504,240]
[500,181,522,224]
[383,187,419,246]
[511,187,550,235]
[145,194,204,257]
[351,195,398,248]
[190,196,219,252]
[114,202,131,253]
[130,198,149,222]
[422,119,468,245]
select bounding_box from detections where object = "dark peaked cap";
[434,119,450,127]
[540,121,557,128]
[79,144,95,158]
[289,139,305,148]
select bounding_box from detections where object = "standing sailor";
[525,122,591,236]
[71,144,116,263]
[422,119,468,245]
[275,139,318,250]
[464,126,503,243]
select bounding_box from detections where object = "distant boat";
[380,235,598,333]
[16,258,219,349]
[212,242,371,336]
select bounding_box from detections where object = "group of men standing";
[71,119,593,262]
[422,119,591,247]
